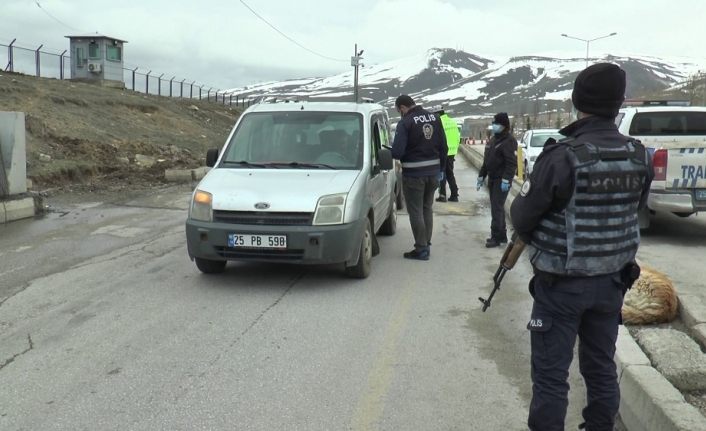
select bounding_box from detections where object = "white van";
[617,103,706,228]
[185,101,398,278]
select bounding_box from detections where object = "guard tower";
[65,34,127,87]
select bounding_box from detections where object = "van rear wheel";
[195,257,226,274]
[345,218,372,279]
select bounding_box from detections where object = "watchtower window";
[106,46,122,61]
[75,47,86,66]
[88,43,100,59]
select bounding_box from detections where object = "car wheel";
[673,212,694,218]
[378,199,397,236]
[345,218,372,279]
[195,257,226,274]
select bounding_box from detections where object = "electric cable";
[237,0,347,62]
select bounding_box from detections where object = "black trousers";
[439,155,458,197]
[527,272,625,431]
[488,178,509,240]
[402,175,439,249]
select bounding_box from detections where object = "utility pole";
[351,44,364,103]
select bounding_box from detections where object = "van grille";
[215,246,305,260]
[213,210,312,226]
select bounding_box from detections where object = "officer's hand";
[501,179,511,193]
[437,171,445,182]
[476,177,485,191]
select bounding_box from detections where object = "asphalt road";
[5,155,697,430]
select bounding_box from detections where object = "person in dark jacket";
[478,112,517,247]
[510,63,653,431]
[391,95,447,260]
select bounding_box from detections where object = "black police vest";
[530,139,649,276]
[400,108,443,176]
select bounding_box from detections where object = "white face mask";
[491,124,505,134]
[571,106,580,122]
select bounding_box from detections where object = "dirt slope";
[0,72,240,192]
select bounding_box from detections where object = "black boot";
[436,195,447,202]
[485,237,501,248]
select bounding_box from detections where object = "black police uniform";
[510,116,653,431]
[479,131,518,242]
[392,105,447,254]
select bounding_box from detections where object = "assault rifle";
[479,233,526,312]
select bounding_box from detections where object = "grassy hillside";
[0,72,240,190]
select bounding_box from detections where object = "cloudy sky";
[2,0,705,89]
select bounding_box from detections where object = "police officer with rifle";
[509,63,653,431]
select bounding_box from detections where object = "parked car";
[185,100,398,278]
[617,102,706,228]
[518,128,564,179]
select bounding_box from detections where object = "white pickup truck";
[616,104,706,228]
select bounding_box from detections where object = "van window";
[629,112,706,135]
[530,132,563,147]
[222,111,364,169]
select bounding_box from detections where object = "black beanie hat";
[395,94,415,109]
[493,112,510,128]
[571,63,626,118]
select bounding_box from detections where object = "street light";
[561,32,617,68]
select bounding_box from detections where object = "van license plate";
[228,234,287,249]
[696,190,706,201]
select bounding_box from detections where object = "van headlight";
[313,193,346,225]
[190,190,213,222]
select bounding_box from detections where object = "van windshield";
[221,111,364,169]
[530,132,563,147]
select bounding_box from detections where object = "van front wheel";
[345,219,372,279]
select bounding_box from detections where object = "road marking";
[352,286,414,431]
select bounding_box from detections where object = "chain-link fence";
[1,39,256,108]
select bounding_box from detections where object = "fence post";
[146,70,151,94]
[223,91,226,105]
[199,86,202,100]
[180,79,185,98]
[190,81,195,99]
[35,44,43,77]
[229,94,233,106]
[157,73,164,96]
[236,95,239,106]
[59,50,67,79]
[169,76,175,97]
[132,67,138,91]
[5,38,16,72]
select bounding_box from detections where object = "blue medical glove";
[476,177,485,191]
[437,171,445,182]
[501,179,511,193]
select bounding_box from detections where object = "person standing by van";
[392,95,447,260]
[436,109,461,202]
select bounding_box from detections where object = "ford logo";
[254,202,270,210]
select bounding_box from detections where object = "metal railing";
[1,39,256,108]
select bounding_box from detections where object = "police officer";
[392,95,447,260]
[510,63,653,431]
[478,112,517,247]
[435,109,461,202]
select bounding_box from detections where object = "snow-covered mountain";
[228,48,704,119]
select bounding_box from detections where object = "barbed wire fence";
[1,38,258,109]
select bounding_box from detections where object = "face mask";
[491,124,504,134]
[571,106,579,122]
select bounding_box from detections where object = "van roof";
[620,106,706,113]
[245,101,387,115]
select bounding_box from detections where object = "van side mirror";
[206,148,219,167]
[378,148,394,171]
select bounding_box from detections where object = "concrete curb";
[458,143,706,430]
[164,166,211,183]
[0,196,35,224]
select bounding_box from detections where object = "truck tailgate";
[667,147,706,189]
